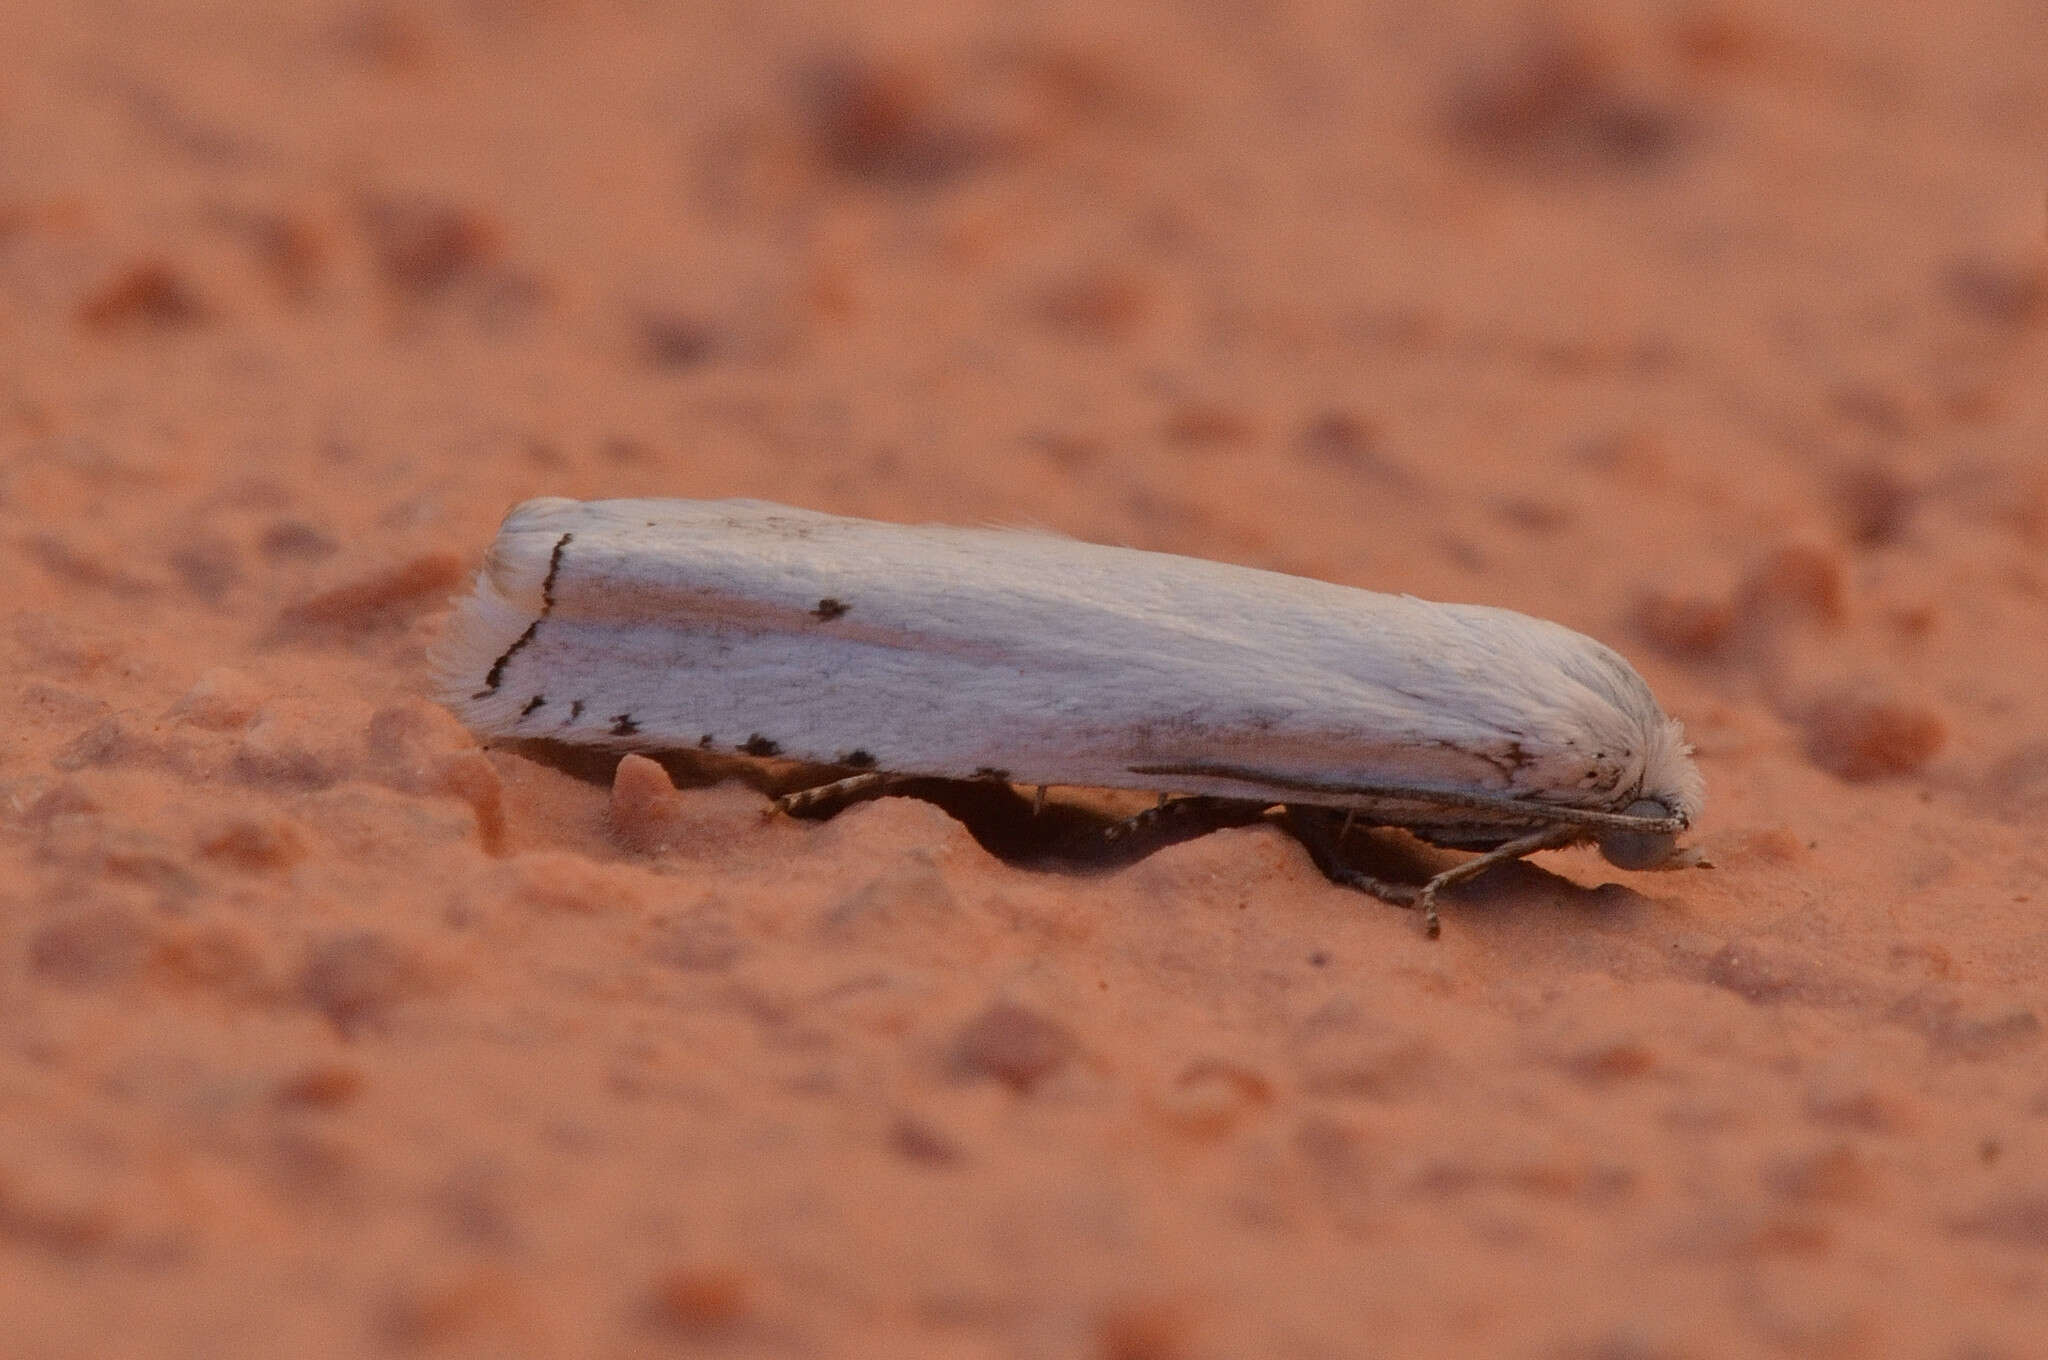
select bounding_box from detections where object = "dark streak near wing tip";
[540,532,573,608]
[570,700,585,721]
[973,766,1010,781]
[841,749,878,768]
[699,733,715,748]
[479,619,540,694]
[611,714,640,737]
[812,597,850,621]
[741,734,781,757]
[520,694,546,716]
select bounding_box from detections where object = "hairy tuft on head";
[1640,715,1705,826]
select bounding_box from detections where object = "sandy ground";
[3,1,2046,1355]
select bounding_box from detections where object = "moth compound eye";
[1598,799,1678,870]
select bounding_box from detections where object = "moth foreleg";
[1281,805,1430,925]
[776,772,899,817]
[1412,825,1579,938]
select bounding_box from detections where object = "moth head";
[1597,798,1709,871]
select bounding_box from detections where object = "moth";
[436,497,1706,934]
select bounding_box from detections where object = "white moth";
[435,497,1706,934]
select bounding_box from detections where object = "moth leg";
[1281,806,1429,925]
[776,772,898,817]
[1094,795,1269,853]
[1053,795,1268,870]
[1413,825,1579,938]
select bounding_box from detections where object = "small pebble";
[1836,463,1917,547]
[149,925,269,1000]
[635,309,722,371]
[77,259,207,330]
[29,906,153,988]
[1155,1059,1273,1139]
[53,717,159,772]
[1296,410,1380,471]
[434,751,506,855]
[609,754,685,853]
[1801,690,1945,781]
[234,700,363,790]
[379,1270,512,1347]
[1634,589,1734,658]
[166,533,244,602]
[275,1063,365,1109]
[238,208,328,300]
[1762,1143,1875,1205]
[797,54,989,186]
[259,519,339,563]
[1950,1193,2048,1250]
[1162,403,1253,450]
[950,1000,1076,1093]
[359,195,500,297]
[1803,1060,1917,1134]
[1737,544,1846,626]
[1446,26,1686,174]
[199,815,309,872]
[649,1265,752,1332]
[1943,256,2045,328]
[1976,740,2048,824]
[1565,1042,1658,1084]
[297,930,425,1036]
[169,667,267,731]
[21,781,100,825]
[888,1115,962,1166]
[1034,265,1151,340]
[275,552,466,637]
[364,701,475,789]
[15,612,122,679]
[1096,1297,1194,1360]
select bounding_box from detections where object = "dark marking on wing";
[840,748,878,769]
[1127,761,1685,833]
[473,531,573,697]
[475,619,539,697]
[570,699,586,722]
[740,734,781,757]
[520,694,547,717]
[973,766,1010,781]
[611,714,640,737]
[541,532,572,607]
[812,597,849,621]
[699,733,715,748]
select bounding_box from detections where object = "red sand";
[4,2,2046,1355]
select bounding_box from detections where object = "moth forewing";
[435,496,1708,930]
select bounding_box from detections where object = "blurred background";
[3,1,2046,1355]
